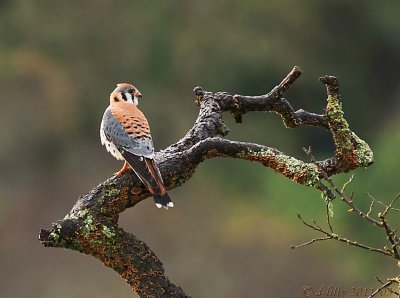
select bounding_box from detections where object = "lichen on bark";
[39,67,373,297]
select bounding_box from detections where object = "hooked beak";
[134,91,142,99]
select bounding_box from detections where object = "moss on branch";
[39,67,374,297]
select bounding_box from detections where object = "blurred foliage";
[1,1,400,297]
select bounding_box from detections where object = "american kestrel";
[100,83,173,209]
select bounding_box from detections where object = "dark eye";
[128,88,134,94]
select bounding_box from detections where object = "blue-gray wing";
[100,107,154,158]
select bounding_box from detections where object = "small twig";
[380,216,400,259]
[296,215,320,232]
[341,174,354,193]
[326,203,334,233]
[370,276,400,297]
[291,236,331,249]
[367,200,375,217]
[317,181,335,201]
[381,192,400,218]
[312,219,324,231]
[296,215,392,256]
[367,192,400,212]
[393,236,400,249]
[275,66,302,97]
[304,147,382,227]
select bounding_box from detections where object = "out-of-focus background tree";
[1,1,400,297]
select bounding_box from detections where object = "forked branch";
[39,67,374,297]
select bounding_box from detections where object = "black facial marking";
[121,93,128,101]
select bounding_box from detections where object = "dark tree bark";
[39,67,373,297]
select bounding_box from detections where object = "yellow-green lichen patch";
[168,168,196,189]
[275,155,321,187]
[82,214,97,234]
[48,224,83,251]
[105,186,120,197]
[49,231,60,242]
[326,90,374,169]
[77,208,89,218]
[102,225,115,238]
[326,95,346,124]
[351,132,374,166]
[326,95,352,150]
[325,93,374,169]
[100,207,109,214]
[246,149,321,188]
[108,187,131,215]
[48,224,62,242]
[89,238,103,247]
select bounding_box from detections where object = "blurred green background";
[1,1,400,297]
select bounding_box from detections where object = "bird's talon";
[114,161,131,176]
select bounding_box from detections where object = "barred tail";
[121,151,174,209]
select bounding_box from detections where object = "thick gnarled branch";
[39,67,374,297]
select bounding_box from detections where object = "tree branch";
[39,66,374,297]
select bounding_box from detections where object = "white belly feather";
[100,122,124,160]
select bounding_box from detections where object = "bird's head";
[110,83,142,106]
